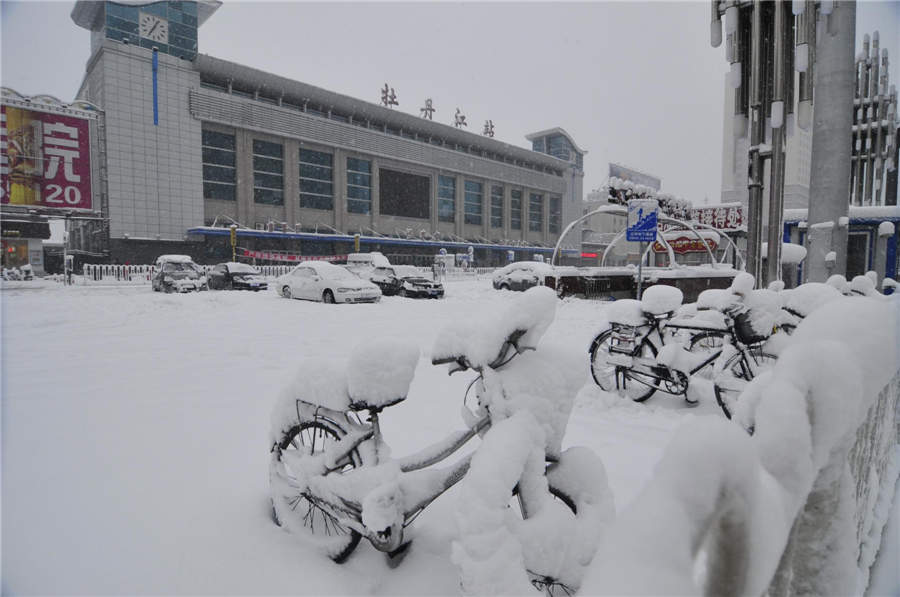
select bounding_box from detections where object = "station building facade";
[69,0,585,265]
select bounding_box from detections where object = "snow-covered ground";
[0,279,896,594]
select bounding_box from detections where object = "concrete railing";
[584,296,899,595]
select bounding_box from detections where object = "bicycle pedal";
[684,396,699,406]
[385,540,413,568]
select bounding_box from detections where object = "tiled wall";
[90,41,202,240]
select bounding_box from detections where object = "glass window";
[549,195,562,234]
[379,169,430,219]
[438,175,456,223]
[201,127,235,201]
[490,185,503,229]
[299,148,333,211]
[510,190,522,230]
[464,181,483,226]
[253,139,283,205]
[346,157,372,214]
[529,193,543,232]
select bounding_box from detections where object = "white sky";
[2,1,899,206]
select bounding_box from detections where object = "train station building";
[64,0,585,265]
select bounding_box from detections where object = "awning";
[1,219,51,240]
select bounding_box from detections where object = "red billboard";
[1,104,93,211]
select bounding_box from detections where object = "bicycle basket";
[732,309,769,345]
[610,323,641,355]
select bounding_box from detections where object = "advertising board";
[1,104,93,211]
[608,163,661,191]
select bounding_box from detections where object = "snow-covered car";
[369,265,444,298]
[492,261,555,291]
[207,262,267,291]
[344,251,391,277]
[276,261,381,303]
[152,255,206,293]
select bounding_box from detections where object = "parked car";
[152,255,206,293]
[207,262,268,291]
[344,251,391,277]
[369,265,444,298]
[492,261,555,291]
[276,261,381,303]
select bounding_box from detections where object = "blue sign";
[627,199,659,243]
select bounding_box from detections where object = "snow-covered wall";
[583,296,900,595]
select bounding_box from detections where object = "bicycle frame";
[289,397,494,553]
[607,315,729,396]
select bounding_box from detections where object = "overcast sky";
[2,1,898,205]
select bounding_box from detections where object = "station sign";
[241,249,345,263]
[626,199,659,243]
[1,104,93,212]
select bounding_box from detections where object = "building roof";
[525,127,587,155]
[71,0,222,30]
[195,54,572,172]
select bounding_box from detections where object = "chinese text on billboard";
[1,105,92,211]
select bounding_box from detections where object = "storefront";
[1,219,51,273]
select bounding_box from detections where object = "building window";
[491,185,503,229]
[438,175,456,223]
[549,195,561,234]
[464,181,483,226]
[529,193,543,232]
[299,148,333,211]
[201,128,235,201]
[379,168,430,219]
[253,139,284,205]
[547,135,572,162]
[346,157,372,214]
[510,190,522,230]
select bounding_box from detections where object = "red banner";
[241,249,346,263]
[652,236,719,254]
[1,105,93,211]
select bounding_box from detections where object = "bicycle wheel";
[713,349,778,421]
[688,330,727,352]
[589,330,658,402]
[270,419,362,563]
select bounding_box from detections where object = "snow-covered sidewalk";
[1,281,895,594]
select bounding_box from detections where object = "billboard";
[1,104,93,211]
[692,204,745,230]
[608,163,661,191]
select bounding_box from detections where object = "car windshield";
[322,267,358,281]
[229,264,259,275]
[393,266,421,278]
[163,262,191,272]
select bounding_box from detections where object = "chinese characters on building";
[1,105,93,211]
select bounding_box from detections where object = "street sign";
[627,199,659,243]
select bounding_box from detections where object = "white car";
[492,261,555,291]
[276,261,381,304]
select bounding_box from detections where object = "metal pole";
[804,0,856,281]
[747,0,766,286]
[766,0,787,285]
[637,241,644,300]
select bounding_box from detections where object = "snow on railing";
[83,264,157,284]
[583,295,900,596]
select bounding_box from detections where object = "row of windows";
[201,129,236,202]
[199,79,565,178]
[201,128,561,231]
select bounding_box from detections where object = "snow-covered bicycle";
[589,275,782,420]
[269,287,612,595]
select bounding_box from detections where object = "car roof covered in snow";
[155,254,195,265]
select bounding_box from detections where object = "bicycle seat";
[432,286,557,370]
[347,338,420,411]
[640,284,683,316]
